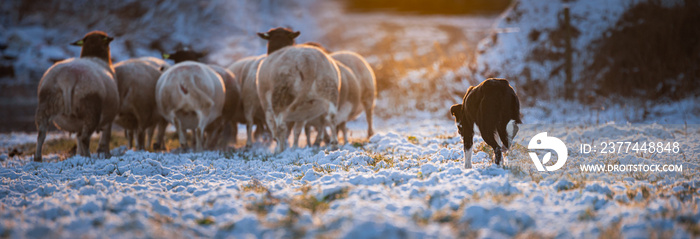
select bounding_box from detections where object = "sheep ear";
[290,31,300,39]
[103,36,114,43]
[71,39,84,46]
[162,53,170,59]
[257,32,269,40]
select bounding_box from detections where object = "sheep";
[155,61,225,152]
[329,51,377,138]
[228,55,270,147]
[163,49,243,149]
[113,57,169,150]
[128,57,170,150]
[302,61,360,147]
[206,64,242,149]
[137,57,171,150]
[140,56,170,72]
[35,31,119,162]
[296,43,376,145]
[450,78,522,169]
[256,27,341,152]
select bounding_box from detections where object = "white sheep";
[256,28,341,152]
[228,55,269,147]
[155,61,225,151]
[35,31,120,162]
[163,49,243,149]
[138,57,171,150]
[299,46,377,145]
[113,57,169,150]
[303,61,360,146]
[330,51,377,138]
[205,64,242,149]
[139,56,170,72]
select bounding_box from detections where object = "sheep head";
[71,31,114,65]
[162,47,206,64]
[258,27,300,55]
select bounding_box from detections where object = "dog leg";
[464,144,473,169]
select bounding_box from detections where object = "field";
[1,119,699,238]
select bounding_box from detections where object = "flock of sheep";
[33,28,377,162]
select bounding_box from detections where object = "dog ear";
[450,104,463,122]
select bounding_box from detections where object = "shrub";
[586,0,700,100]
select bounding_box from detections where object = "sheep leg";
[96,123,112,158]
[272,120,289,153]
[175,119,188,151]
[304,124,313,147]
[34,100,53,162]
[76,128,91,157]
[316,114,338,148]
[292,121,305,148]
[146,126,154,150]
[227,121,236,146]
[136,127,146,151]
[35,126,47,162]
[77,94,102,158]
[195,127,204,152]
[263,109,282,152]
[213,123,226,149]
[245,111,255,147]
[196,111,208,152]
[313,126,324,146]
[125,130,133,149]
[217,121,232,149]
[323,128,331,145]
[324,113,338,148]
[339,122,348,145]
[153,121,167,150]
[245,122,255,147]
[363,101,374,138]
[204,123,220,150]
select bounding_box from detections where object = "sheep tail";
[187,73,214,109]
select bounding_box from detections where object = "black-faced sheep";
[35,31,119,162]
[163,49,243,150]
[155,61,225,152]
[450,78,522,168]
[256,27,341,152]
[113,57,170,151]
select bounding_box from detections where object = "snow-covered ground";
[1,118,699,238]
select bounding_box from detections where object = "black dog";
[450,78,522,168]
